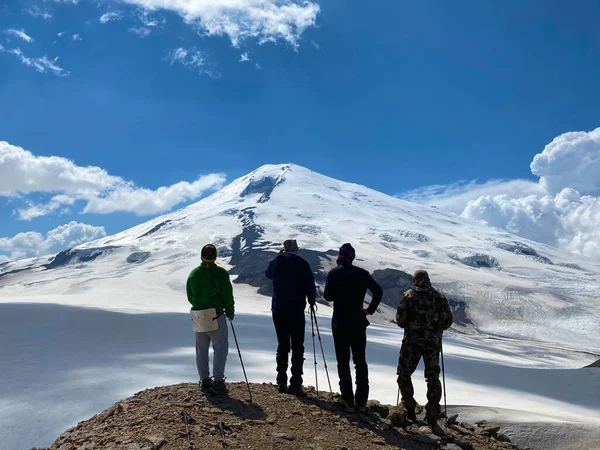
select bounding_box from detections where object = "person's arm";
[440,295,453,330]
[323,272,332,302]
[304,261,316,306]
[364,274,383,315]
[266,258,276,280]
[186,276,194,306]
[396,292,409,328]
[221,269,235,320]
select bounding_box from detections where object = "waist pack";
[190,308,220,332]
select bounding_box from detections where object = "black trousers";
[272,310,305,387]
[333,324,369,407]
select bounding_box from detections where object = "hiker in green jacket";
[187,244,235,395]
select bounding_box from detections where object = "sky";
[1,0,600,261]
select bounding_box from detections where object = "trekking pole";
[311,306,333,400]
[181,411,193,450]
[440,339,447,418]
[396,385,400,407]
[229,319,253,403]
[310,307,319,397]
[218,421,229,450]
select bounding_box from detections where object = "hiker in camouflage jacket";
[396,270,453,425]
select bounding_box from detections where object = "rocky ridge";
[42,383,528,450]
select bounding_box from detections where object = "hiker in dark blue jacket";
[266,239,316,396]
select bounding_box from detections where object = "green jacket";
[186,262,235,319]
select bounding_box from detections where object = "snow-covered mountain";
[2,163,599,353]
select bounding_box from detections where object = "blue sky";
[1,0,600,260]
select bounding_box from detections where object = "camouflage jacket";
[396,280,453,340]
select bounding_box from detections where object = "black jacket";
[266,253,316,313]
[324,264,383,328]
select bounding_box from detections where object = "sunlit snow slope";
[2,163,599,353]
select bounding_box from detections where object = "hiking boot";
[337,398,355,413]
[200,378,213,392]
[404,409,417,421]
[277,384,288,394]
[357,405,367,413]
[208,380,229,395]
[287,385,306,397]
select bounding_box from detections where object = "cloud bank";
[0,141,226,218]
[0,222,107,259]
[399,128,600,258]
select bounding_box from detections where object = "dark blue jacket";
[266,253,316,313]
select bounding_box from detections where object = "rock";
[462,422,476,432]
[145,435,166,450]
[97,406,117,423]
[496,433,512,443]
[412,433,441,445]
[367,400,390,418]
[442,444,462,450]
[447,414,459,425]
[269,432,295,441]
[372,438,386,445]
[449,424,472,435]
[480,426,501,437]
[475,420,488,427]
[389,406,406,426]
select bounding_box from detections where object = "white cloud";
[403,127,600,259]
[255,63,262,70]
[0,222,106,259]
[239,52,250,62]
[0,255,10,264]
[0,141,119,197]
[5,29,34,43]
[5,48,70,76]
[17,195,76,221]
[123,0,320,48]
[57,32,66,37]
[139,10,162,27]
[463,189,600,258]
[166,47,218,77]
[83,173,227,215]
[129,27,151,38]
[25,6,53,20]
[398,179,544,214]
[72,34,83,41]
[100,11,124,24]
[531,128,600,196]
[0,141,226,217]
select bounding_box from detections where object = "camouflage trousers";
[396,339,442,419]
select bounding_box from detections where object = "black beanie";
[201,244,217,263]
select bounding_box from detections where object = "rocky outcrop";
[43,383,528,450]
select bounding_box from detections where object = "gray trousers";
[195,314,229,382]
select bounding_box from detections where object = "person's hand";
[362,309,370,316]
[227,314,234,321]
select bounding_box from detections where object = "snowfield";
[1,164,599,449]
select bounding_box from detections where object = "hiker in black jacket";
[266,239,316,396]
[324,243,383,413]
